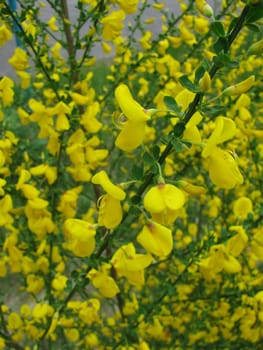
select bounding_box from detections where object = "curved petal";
[92,170,125,200]
[144,186,166,213]
[115,84,150,122]
[115,121,146,152]
[202,117,236,158]
[163,184,185,211]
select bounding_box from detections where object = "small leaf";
[163,96,183,117]
[151,145,160,159]
[245,23,260,32]
[179,75,201,93]
[213,37,229,54]
[143,152,154,166]
[211,21,225,37]
[246,4,263,23]
[227,17,239,34]
[132,165,144,180]
[171,139,184,153]
[173,122,185,138]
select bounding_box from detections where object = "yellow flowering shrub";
[0,0,263,349]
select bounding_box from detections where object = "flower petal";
[115,84,150,122]
[92,170,125,200]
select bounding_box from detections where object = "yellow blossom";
[207,147,243,189]
[0,24,12,47]
[88,264,120,298]
[115,84,150,151]
[0,76,14,107]
[223,76,255,96]
[8,47,29,71]
[111,243,153,286]
[92,170,126,229]
[233,197,253,219]
[137,221,173,257]
[143,183,185,225]
[101,10,125,41]
[63,218,96,257]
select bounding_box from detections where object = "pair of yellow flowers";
[114,83,244,189]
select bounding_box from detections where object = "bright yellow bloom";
[47,16,58,31]
[63,218,96,257]
[183,111,202,143]
[233,197,253,219]
[0,24,12,47]
[101,10,125,41]
[115,84,150,151]
[207,147,243,189]
[0,76,14,107]
[199,71,211,91]
[202,117,243,189]
[8,48,29,71]
[137,221,173,257]
[226,226,248,257]
[111,243,153,286]
[143,183,185,225]
[117,0,138,14]
[88,264,120,298]
[223,76,255,96]
[202,117,236,158]
[92,170,125,229]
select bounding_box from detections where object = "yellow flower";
[92,170,125,229]
[202,117,236,158]
[137,221,173,257]
[63,218,96,257]
[101,10,125,41]
[117,0,139,14]
[143,183,185,224]
[0,76,14,107]
[183,111,202,143]
[207,147,243,189]
[233,197,253,219]
[115,84,150,151]
[8,48,29,71]
[111,243,153,286]
[226,226,248,257]
[223,76,255,96]
[0,24,12,47]
[88,264,120,298]
[202,117,243,189]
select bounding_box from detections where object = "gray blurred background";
[0,0,220,77]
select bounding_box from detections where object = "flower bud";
[222,76,255,96]
[199,71,211,92]
[202,4,214,18]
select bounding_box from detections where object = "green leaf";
[210,21,225,37]
[171,138,184,153]
[227,16,239,34]
[246,4,263,23]
[132,164,144,180]
[173,122,185,138]
[163,96,183,117]
[213,37,229,54]
[179,75,201,93]
[151,145,160,159]
[245,23,260,32]
[143,152,154,166]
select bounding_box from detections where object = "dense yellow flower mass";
[0,0,262,349]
